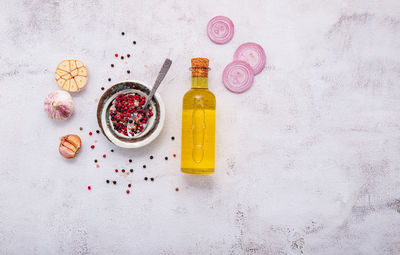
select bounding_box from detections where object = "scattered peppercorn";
[121,32,125,36]
[113,180,117,184]
[96,130,100,134]
[88,186,91,190]
[165,157,168,160]
[89,132,93,136]
[150,177,154,182]
[143,165,146,168]
[94,159,97,163]
[115,54,118,57]
[175,187,179,192]
[111,149,114,152]
[91,145,95,149]
[127,70,130,74]
[115,169,118,173]
[106,180,110,183]
[133,41,136,45]
[121,56,124,60]
[122,169,125,173]
[129,159,132,163]
[108,78,111,82]
[171,136,175,140]
[127,54,131,58]
[128,184,132,188]
[96,164,100,168]
[150,155,153,160]
[79,127,83,131]
[144,177,148,181]
[130,169,133,173]
[101,87,104,90]
[173,154,176,157]
[111,64,114,68]
[126,189,130,194]
[103,154,106,158]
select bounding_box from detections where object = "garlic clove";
[59,134,81,159]
[65,135,81,149]
[62,141,77,153]
[59,145,76,159]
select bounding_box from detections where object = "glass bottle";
[181,58,216,174]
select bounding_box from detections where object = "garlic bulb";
[44,90,74,120]
[59,134,81,159]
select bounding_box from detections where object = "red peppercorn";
[103,154,106,158]
[126,190,130,194]
[89,132,92,136]
[115,53,118,57]
[173,154,176,157]
[115,169,118,173]
[88,186,91,190]
[91,145,95,149]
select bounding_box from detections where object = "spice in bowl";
[97,81,166,149]
[109,93,154,137]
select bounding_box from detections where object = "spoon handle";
[144,58,172,109]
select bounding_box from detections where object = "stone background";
[0,0,399,254]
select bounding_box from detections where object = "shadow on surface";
[182,174,215,190]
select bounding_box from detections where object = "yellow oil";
[181,77,216,174]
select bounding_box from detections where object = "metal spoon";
[129,58,172,135]
[143,58,172,111]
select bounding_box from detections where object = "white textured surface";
[1,0,400,254]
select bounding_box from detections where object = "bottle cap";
[191,58,209,68]
[190,58,210,77]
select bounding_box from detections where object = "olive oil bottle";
[181,58,216,174]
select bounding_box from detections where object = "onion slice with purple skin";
[207,16,234,44]
[222,61,254,93]
[233,42,266,75]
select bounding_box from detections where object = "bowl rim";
[97,79,165,148]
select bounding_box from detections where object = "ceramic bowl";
[97,80,165,148]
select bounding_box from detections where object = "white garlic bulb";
[44,90,74,120]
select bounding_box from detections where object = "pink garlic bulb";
[44,90,74,120]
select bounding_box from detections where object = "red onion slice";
[207,16,234,44]
[233,42,266,75]
[222,61,254,93]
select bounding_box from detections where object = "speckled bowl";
[97,80,165,148]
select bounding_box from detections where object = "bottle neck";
[191,77,208,89]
